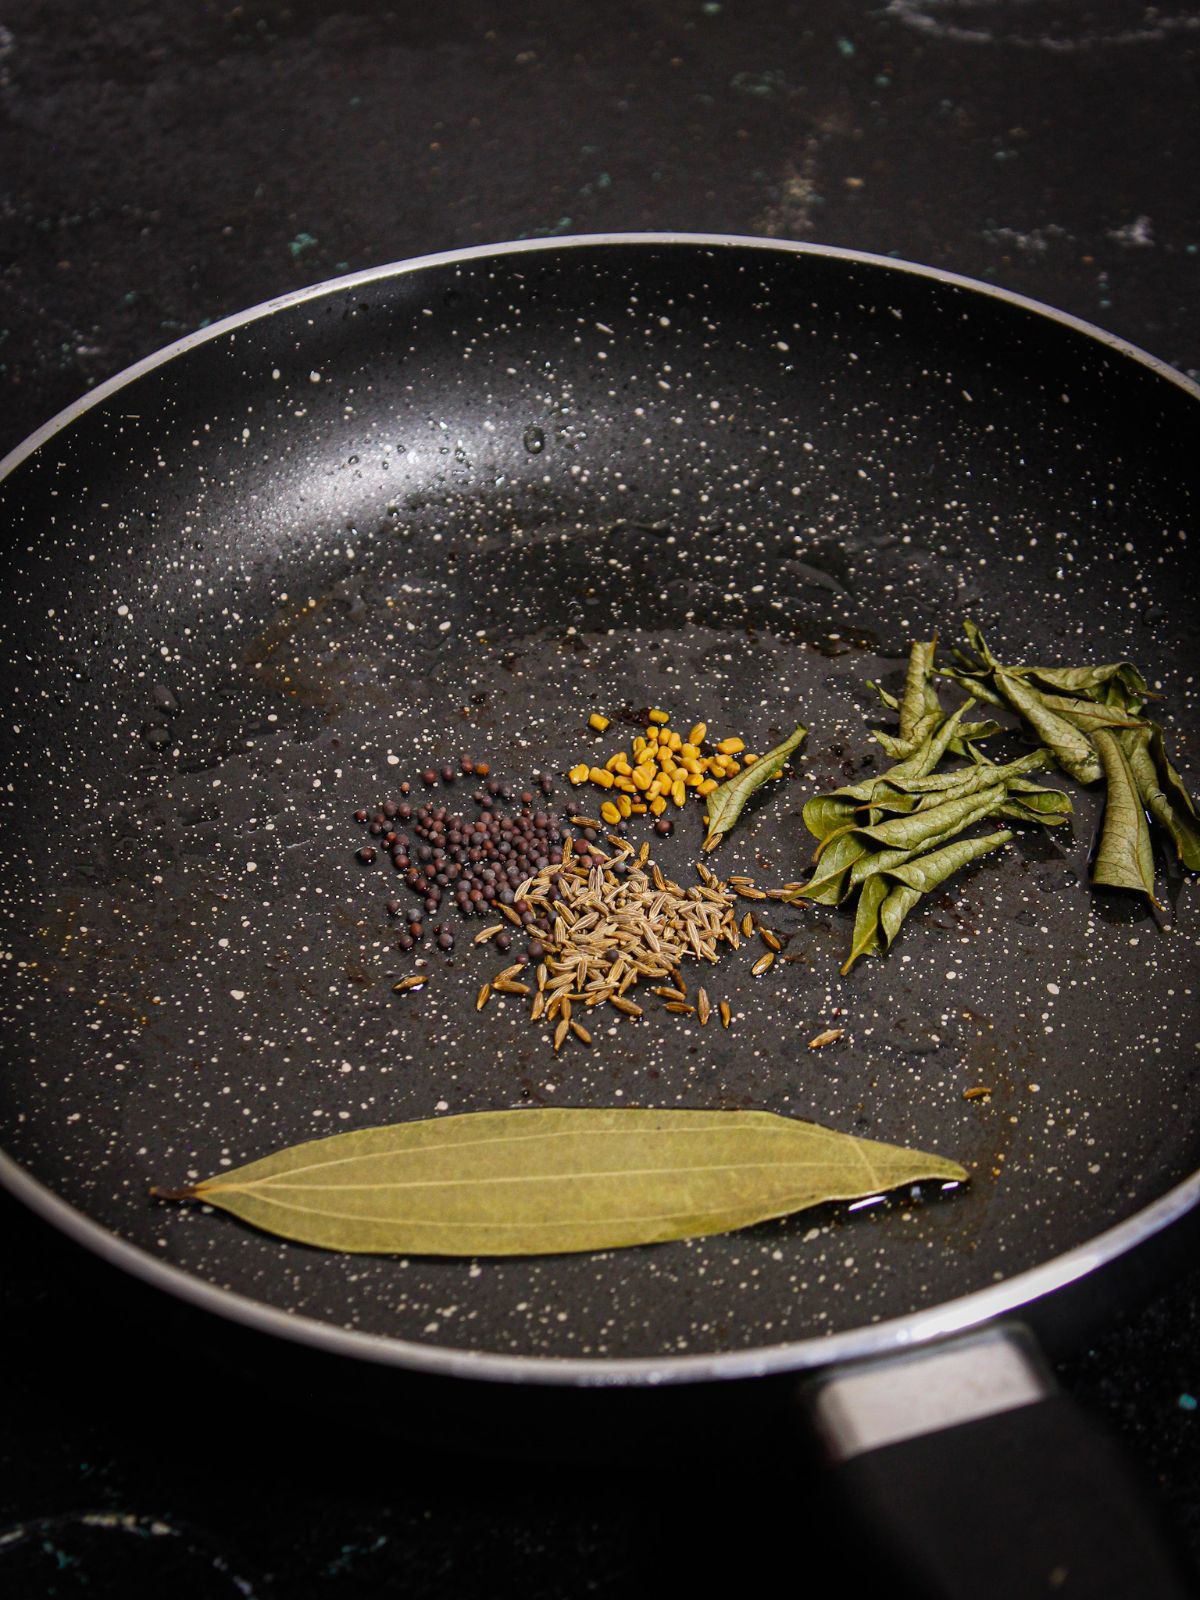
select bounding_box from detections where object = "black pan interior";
[1,239,1197,1363]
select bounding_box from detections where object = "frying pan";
[1,234,1197,1595]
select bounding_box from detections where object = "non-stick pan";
[2,235,1197,1595]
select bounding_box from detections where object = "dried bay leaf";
[702,722,806,851]
[152,1107,966,1256]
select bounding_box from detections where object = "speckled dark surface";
[2,3,1199,1595]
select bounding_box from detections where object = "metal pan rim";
[2,231,1197,1386]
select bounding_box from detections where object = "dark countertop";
[2,3,1198,1594]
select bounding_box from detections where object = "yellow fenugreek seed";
[612,753,632,774]
[716,737,745,755]
[649,795,667,816]
[671,777,687,807]
[588,713,610,733]
[679,743,700,760]
[697,778,718,795]
[568,764,590,784]
[648,708,669,724]
[616,793,633,819]
[680,754,701,775]
[724,759,742,775]
[688,723,707,746]
[613,776,637,794]
[644,725,660,743]
[600,800,621,826]
[684,771,703,788]
[589,767,614,788]
[666,730,682,751]
[742,753,758,765]
[631,802,647,814]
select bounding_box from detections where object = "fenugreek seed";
[476,983,492,1011]
[610,996,643,1018]
[808,1028,844,1049]
[719,1001,731,1029]
[588,712,610,732]
[553,1019,570,1053]
[697,987,711,1025]
[392,975,427,992]
[665,1001,696,1015]
[473,924,504,945]
[751,952,776,976]
[688,722,707,746]
[760,928,782,952]
[648,708,669,724]
[570,1021,593,1045]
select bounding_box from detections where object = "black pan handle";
[806,1324,1194,1600]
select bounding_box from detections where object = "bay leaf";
[1091,727,1159,904]
[702,722,806,851]
[153,1107,967,1256]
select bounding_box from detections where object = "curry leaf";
[152,1107,967,1256]
[840,831,1014,972]
[702,723,806,851]
[1123,725,1200,871]
[1091,728,1159,904]
[948,623,1103,784]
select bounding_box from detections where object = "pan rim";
[2,230,1198,1386]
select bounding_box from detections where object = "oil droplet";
[523,425,546,455]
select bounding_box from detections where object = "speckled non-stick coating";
[1,240,1197,1364]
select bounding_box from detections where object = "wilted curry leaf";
[1091,728,1159,905]
[841,830,1014,973]
[702,723,806,851]
[152,1107,967,1256]
[1124,725,1200,871]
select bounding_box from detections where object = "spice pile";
[353,757,565,954]
[567,709,758,825]
[476,835,777,1052]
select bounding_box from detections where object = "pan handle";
[806,1323,1194,1599]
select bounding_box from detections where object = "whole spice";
[488,846,746,1050]
[152,1106,968,1257]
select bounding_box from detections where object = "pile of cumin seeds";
[478,836,751,1051]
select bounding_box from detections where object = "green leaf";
[840,831,1014,971]
[1123,725,1200,871]
[152,1107,967,1256]
[845,873,889,968]
[702,723,806,851]
[1013,661,1152,714]
[1032,691,1148,734]
[950,623,1103,784]
[1091,728,1158,904]
[900,639,940,741]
